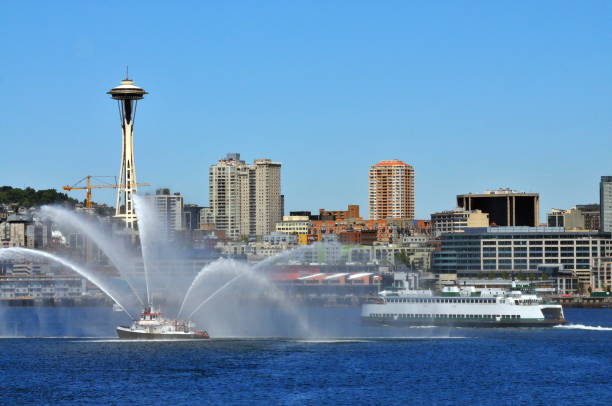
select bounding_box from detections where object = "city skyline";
[1,3,611,403]
[1,2,611,219]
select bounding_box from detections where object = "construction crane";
[63,176,151,208]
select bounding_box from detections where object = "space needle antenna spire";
[107,72,148,228]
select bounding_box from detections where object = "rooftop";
[372,159,412,168]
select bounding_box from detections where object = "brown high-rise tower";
[369,160,415,220]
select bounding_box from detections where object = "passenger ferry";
[116,307,210,339]
[362,284,566,327]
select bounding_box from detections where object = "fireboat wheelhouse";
[116,307,210,339]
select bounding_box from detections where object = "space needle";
[107,72,148,228]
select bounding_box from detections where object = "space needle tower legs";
[107,74,148,229]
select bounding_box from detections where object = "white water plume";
[187,274,242,319]
[39,206,145,307]
[253,241,343,270]
[132,195,165,306]
[177,254,316,337]
[21,204,350,337]
[177,258,246,319]
[0,247,134,318]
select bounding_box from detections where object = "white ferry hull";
[361,316,565,328]
[362,300,566,328]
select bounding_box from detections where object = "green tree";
[0,186,78,208]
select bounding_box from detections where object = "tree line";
[0,186,78,208]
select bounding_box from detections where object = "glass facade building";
[433,227,612,281]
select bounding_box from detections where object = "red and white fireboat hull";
[116,326,210,340]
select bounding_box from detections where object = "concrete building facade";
[150,189,184,240]
[591,257,612,292]
[254,159,282,236]
[547,208,585,230]
[368,160,415,220]
[209,153,282,239]
[430,209,489,236]
[0,214,51,249]
[199,207,215,230]
[276,216,311,235]
[600,176,612,233]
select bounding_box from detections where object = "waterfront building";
[209,153,282,239]
[369,160,415,220]
[591,257,612,292]
[430,208,489,236]
[432,227,612,288]
[0,275,86,299]
[600,176,612,233]
[456,189,539,227]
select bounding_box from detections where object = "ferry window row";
[370,314,521,319]
[385,298,496,304]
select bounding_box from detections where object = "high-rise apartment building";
[368,160,415,220]
[209,153,282,239]
[600,176,612,233]
[149,188,184,240]
[209,154,247,240]
[254,159,282,236]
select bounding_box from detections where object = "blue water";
[1,307,611,405]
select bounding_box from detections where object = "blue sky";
[1,1,610,219]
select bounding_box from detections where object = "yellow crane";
[63,176,151,208]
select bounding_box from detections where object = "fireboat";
[116,307,210,340]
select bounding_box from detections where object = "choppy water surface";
[1,307,611,405]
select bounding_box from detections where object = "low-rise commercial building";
[430,208,489,236]
[0,275,86,299]
[275,216,311,235]
[432,227,612,288]
[319,205,360,221]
